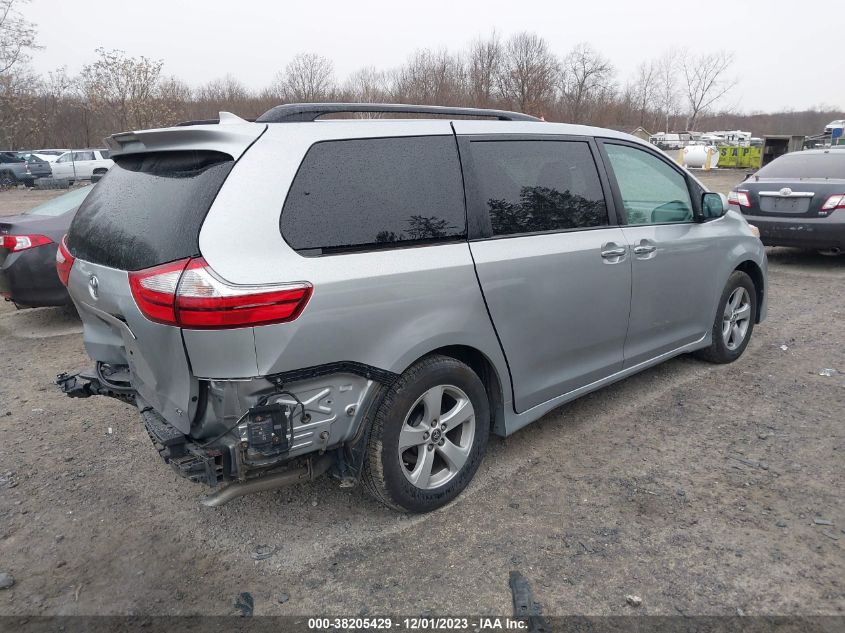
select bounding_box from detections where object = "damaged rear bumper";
[139,401,225,486]
[56,364,392,504]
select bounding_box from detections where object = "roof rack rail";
[255,103,540,123]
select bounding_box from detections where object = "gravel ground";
[0,171,843,617]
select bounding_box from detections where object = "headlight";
[748,224,760,238]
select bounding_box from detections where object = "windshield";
[756,152,845,179]
[25,186,92,217]
[17,153,46,164]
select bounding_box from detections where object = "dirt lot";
[0,171,843,617]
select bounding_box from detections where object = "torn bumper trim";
[138,401,225,486]
[266,360,398,387]
[56,368,136,404]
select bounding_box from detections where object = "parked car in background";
[51,150,113,183]
[32,149,70,163]
[57,103,767,513]
[729,149,845,255]
[0,152,52,187]
[15,153,54,179]
[0,185,92,307]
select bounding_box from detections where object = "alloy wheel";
[722,287,751,351]
[398,384,476,490]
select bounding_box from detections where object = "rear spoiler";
[105,112,266,159]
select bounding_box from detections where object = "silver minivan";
[57,104,767,513]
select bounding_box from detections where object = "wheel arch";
[734,259,765,323]
[406,344,507,437]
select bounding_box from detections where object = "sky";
[22,0,844,114]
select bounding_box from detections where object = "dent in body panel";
[67,259,197,433]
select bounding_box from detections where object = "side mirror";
[700,192,728,220]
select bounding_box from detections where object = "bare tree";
[681,49,735,130]
[0,0,38,76]
[466,32,502,107]
[655,50,679,132]
[0,70,39,147]
[497,32,559,116]
[344,66,389,103]
[631,60,658,128]
[274,53,336,102]
[0,0,41,147]
[390,49,465,105]
[17,26,839,150]
[197,74,248,103]
[559,43,614,123]
[82,48,170,132]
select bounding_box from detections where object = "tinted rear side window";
[470,140,608,236]
[756,152,845,179]
[281,136,465,255]
[67,151,233,271]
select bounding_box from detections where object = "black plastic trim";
[257,102,540,123]
[267,361,399,387]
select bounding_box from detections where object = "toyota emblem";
[779,187,792,196]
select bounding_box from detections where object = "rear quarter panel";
[195,123,512,405]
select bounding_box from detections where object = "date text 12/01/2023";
[306,617,529,630]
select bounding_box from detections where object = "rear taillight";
[2,234,52,252]
[129,257,312,329]
[127,259,189,324]
[727,190,751,209]
[820,194,845,216]
[55,235,75,286]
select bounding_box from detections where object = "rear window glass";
[281,136,466,255]
[756,152,845,179]
[469,140,608,236]
[67,151,233,271]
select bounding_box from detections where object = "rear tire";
[0,171,16,188]
[695,271,756,364]
[362,354,490,513]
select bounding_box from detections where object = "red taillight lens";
[128,257,312,329]
[55,235,75,286]
[821,194,845,214]
[727,190,751,208]
[128,259,190,325]
[2,234,52,252]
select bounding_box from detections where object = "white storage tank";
[682,145,720,169]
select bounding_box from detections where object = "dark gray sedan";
[729,149,845,255]
[0,186,91,307]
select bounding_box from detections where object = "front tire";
[695,271,757,364]
[362,355,490,513]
